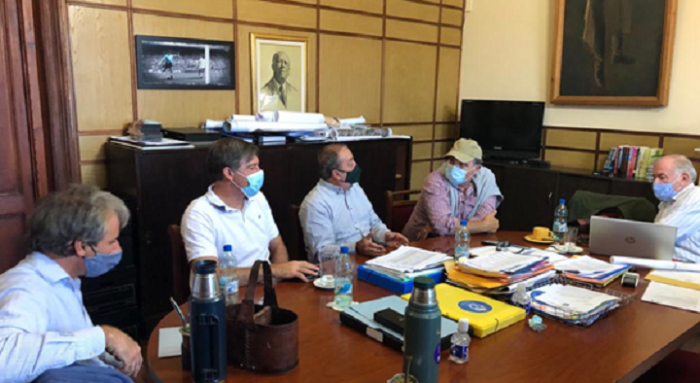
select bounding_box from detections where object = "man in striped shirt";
[652,154,700,263]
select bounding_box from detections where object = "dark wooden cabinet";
[486,162,658,231]
[105,138,411,336]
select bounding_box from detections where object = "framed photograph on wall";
[550,0,678,106]
[135,35,235,90]
[250,33,307,113]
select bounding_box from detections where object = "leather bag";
[226,261,299,374]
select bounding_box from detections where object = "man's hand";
[270,261,319,282]
[100,325,142,377]
[480,211,499,234]
[385,231,409,248]
[356,233,386,257]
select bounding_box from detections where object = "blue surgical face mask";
[234,170,265,198]
[84,250,122,278]
[446,164,467,187]
[653,178,679,202]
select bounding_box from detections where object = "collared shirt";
[299,180,389,261]
[181,185,279,267]
[0,252,106,383]
[654,184,700,263]
[403,171,498,241]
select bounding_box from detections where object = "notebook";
[401,284,525,338]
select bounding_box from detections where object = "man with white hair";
[652,154,700,263]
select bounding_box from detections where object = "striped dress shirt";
[654,184,700,263]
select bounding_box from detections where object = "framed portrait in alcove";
[550,0,678,106]
[250,33,307,113]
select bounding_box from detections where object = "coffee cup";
[531,227,553,241]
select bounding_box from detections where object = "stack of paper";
[109,136,194,150]
[642,281,700,313]
[555,256,630,287]
[529,284,621,325]
[446,248,560,295]
[646,270,700,291]
[365,246,450,274]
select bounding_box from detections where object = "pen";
[170,297,187,328]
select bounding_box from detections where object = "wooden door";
[0,0,46,272]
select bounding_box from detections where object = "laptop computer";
[589,216,677,260]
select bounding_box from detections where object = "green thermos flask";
[404,277,442,383]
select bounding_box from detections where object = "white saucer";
[313,277,335,290]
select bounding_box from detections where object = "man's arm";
[0,291,106,383]
[268,235,318,282]
[656,199,700,243]
[422,175,460,236]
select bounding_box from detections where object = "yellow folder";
[401,283,525,338]
[646,270,700,291]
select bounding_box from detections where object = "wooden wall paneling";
[443,0,464,7]
[320,0,383,14]
[237,0,317,29]
[383,41,437,123]
[435,124,457,140]
[435,47,460,122]
[413,143,433,160]
[433,140,452,159]
[440,27,461,46]
[544,150,596,171]
[132,13,234,40]
[546,129,597,150]
[318,34,382,122]
[599,132,660,150]
[440,7,463,26]
[421,0,440,4]
[81,163,108,188]
[286,0,317,4]
[596,155,608,173]
[79,135,111,162]
[132,0,234,19]
[319,9,383,37]
[386,0,440,23]
[662,137,700,157]
[236,24,317,115]
[133,14,236,127]
[69,6,133,131]
[410,161,431,190]
[385,19,438,44]
[74,0,127,5]
[391,124,434,141]
[0,216,27,273]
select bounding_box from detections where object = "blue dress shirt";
[0,252,106,383]
[299,179,389,262]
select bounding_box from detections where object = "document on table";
[646,270,700,291]
[610,256,700,272]
[366,246,450,273]
[460,251,545,273]
[555,256,621,277]
[158,327,182,358]
[642,281,700,313]
[531,284,620,314]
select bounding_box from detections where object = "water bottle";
[404,277,441,383]
[512,284,532,314]
[189,260,227,383]
[218,245,239,306]
[553,199,568,244]
[334,246,354,310]
[454,219,470,263]
[449,318,471,364]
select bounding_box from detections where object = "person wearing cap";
[299,144,409,261]
[403,139,503,241]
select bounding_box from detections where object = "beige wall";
[68,0,465,187]
[460,0,700,135]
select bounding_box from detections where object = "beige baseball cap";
[445,138,482,163]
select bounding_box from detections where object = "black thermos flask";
[189,260,227,383]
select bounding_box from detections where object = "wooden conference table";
[147,231,700,383]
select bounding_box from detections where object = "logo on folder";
[458,300,493,313]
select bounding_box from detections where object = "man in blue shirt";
[0,185,142,383]
[299,144,409,262]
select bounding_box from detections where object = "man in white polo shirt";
[181,138,318,284]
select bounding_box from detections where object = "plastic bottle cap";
[340,246,350,254]
[458,318,470,332]
[460,219,468,226]
[559,199,566,205]
[413,276,435,290]
[223,244,232,252]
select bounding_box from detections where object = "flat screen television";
[460,100,545,160]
